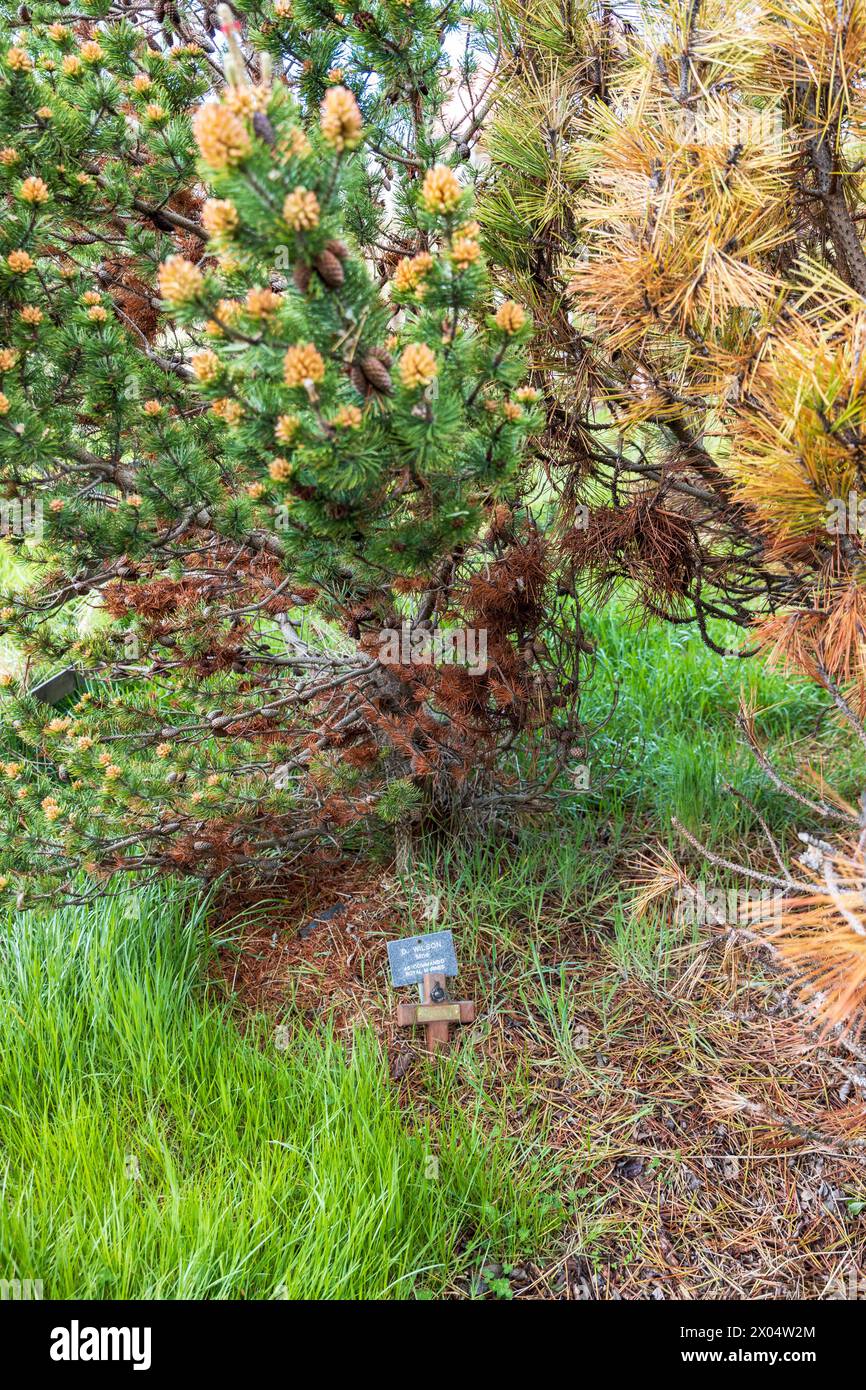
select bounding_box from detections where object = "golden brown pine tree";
[484,0,866,676]
[481,0,866,1032]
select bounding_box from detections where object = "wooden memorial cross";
[388,931,474,1055]
[396,972,475,1054]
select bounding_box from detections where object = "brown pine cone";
[314,247,345,288]
[292,261,312,295]
[325,239,349,262]
[253,111,276,147]
[359,352,393,396]
[365,344,392,369]
[349,364,368,396]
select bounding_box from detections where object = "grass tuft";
[0,885,559,1298]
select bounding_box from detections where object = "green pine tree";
[0,1,580,906]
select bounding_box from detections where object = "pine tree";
[0,0,591,905]
[479,0,866,1030]
[482,0,866,682]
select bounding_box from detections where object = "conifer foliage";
[479,0,866,1031]
[483,0,866,689]
[0,0,585,902]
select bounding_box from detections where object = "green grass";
[579,596,858,844]
[0,886,560,1299]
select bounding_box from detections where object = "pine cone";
[314,247,344,288]
[325,239,349,262]
[292,260,312,295]
[253,111,276,147]
[359,352,393,396]
[365,344,392,369]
